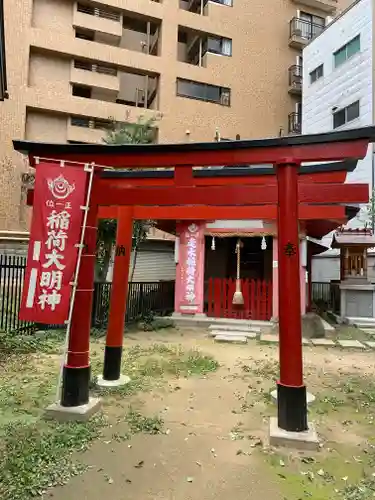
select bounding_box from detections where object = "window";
[333,101,360,129]
[206,36,232,56]
[72,84,92,98]
[300,12,325,39]
[334,35,360,68]
[75,29,94,41]
[176,78,231,105]
[210,0,233,5]
[310,64,323,84]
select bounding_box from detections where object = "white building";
[302,0,374,282]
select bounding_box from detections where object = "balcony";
[68,116,112,143]
[179,0,209,16]
[71,60,120,92]
[288,65,302,95]
[288,112,301,135]
[289,17,325,49]
[178,27,232,67]
[71,68,159,110]
[73,3,122,40]
[122,14,160,56]
[291,0,337,13]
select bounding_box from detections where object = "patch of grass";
[127,344,219,378]
[341,477,375,499]
[0,335,107,500]
[0,330,62,363]
[241,359,279,379]
[125,407,164,434]
[313,395,346,415]
[263,439,375,500]
[333,325,372,342]
[0,416,106,500]
[0,337,218,498]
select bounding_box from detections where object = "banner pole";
[55,162,95,403]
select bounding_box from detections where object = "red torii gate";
[14,126,375,438]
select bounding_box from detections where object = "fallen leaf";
[134,461,144,469]
[187,477,194,483]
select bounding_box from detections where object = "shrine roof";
[99,160,357,179]
[12,126,375,169]
[332,229,375,247]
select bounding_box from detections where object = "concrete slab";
[364,341,375,349]
[214,334,247,344]
[302,338,311,345]
[337,339,365,349]
[310,338,335,347]
[44,397,101,422]
[362,329,375,337]
[348,317,375,328]
[172,312,272,329]
[270,390,316,405]
[209,329,257,339]
[260,334,279,343]
[208,324,261,333]
[96,374,131,388]
[269,417,319,451]
[319,317,335,332]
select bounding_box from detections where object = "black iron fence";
[312,281,340,315]
[0,254,175,334]
[91,280,175,328]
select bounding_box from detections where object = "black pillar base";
[277,382,308,432]
[61,365,90,407]
[103,346,122,381]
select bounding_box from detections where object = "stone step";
[336,339,366,349]
[208,324,261,333]
[259,334,279,343]
[361,329,375,336]
[348,317,375,328]
[214,334,247,344]
[364,341,375,349]
[310,338,335,347]
[209,329,257,339]
[259,335,311,345]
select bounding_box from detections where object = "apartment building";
[0,0,351,231]
[301,0,373,281]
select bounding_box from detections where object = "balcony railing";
[74,60,117,76]
[77,3,121,22]
[288,64,302,92]
[289,17,324,41]
[71,116,112,131]
[288,112,301,135]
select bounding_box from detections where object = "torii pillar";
[97,206,133,387]
[269,160,317,448]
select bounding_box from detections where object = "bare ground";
[45,328,375,500]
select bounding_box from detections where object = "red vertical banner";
[19,161,88,324]
[177,222,205,314]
